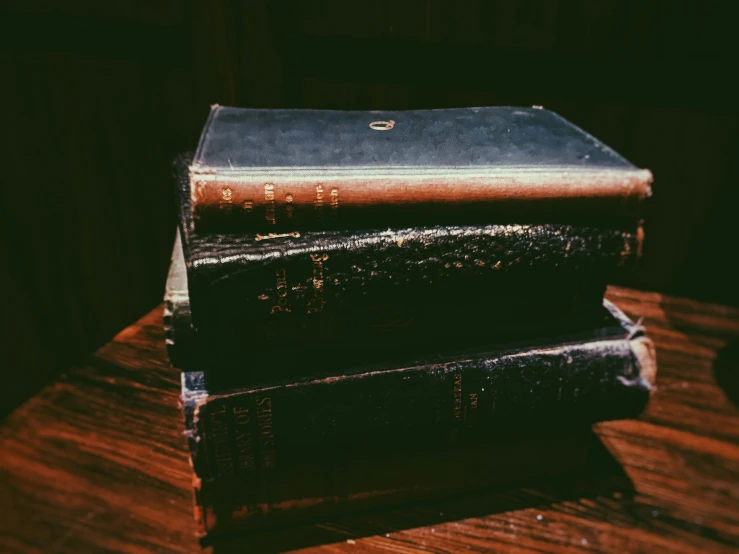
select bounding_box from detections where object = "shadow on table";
[654,295,739,409]
[714,339,739,409]
[203,429,633,554]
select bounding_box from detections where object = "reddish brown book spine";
[186,106,653,232]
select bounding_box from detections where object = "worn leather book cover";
[191,432,614,540]
[165,229,633,380]
[186,222,640,336]
[180,299,656,536]
[181,298,656,480]
[187,106,652,232]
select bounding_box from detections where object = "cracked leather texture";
[186,223,638,328]
[165,231,642,391]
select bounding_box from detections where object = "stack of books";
[165,106,657,539]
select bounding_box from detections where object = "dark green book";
[186,106,652,232]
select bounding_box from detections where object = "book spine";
[188,168,653,232]
[187,223,642,333]
[167,245,608,375]
[185,335,655,483]
[164,226,609,373]
[193,432,595,539]
[183,335,655,535]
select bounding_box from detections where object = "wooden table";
[2,287,739,553]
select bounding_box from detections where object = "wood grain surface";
[2,286,739,553]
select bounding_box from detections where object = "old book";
[181,298,656,484]
[186,106,652,232]
[192,431,621,539]
[182,303,656,537]
[173,156,643,356]
[165,229,631,380]
[186,222,639,328]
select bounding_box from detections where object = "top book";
[187,106,652,232]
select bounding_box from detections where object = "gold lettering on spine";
[264,183,276,224]
[220,186,233,214]
[314,184,324,220]
[330,188,339,210]
[270,268,290,314]
[285,193,294,220]
[233,405,256,471]
[256,397,276,469]
[256,232,300,242]
[467,392,478,427]
[209,404,234,475]
[453,373,463,423]
[306,253,328,314]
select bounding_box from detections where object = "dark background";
[1,0,737,417]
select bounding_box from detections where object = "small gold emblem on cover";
[369,120,395,131]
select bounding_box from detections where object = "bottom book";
[192,430,627,542]
[180,299,656,537]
